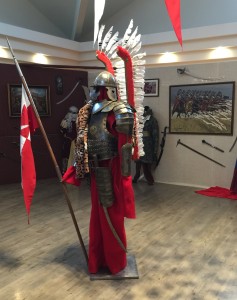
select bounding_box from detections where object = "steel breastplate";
[88,111,118,160]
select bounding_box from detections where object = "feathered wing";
[115,20,146,159]
[94,25,118,74]
[105,31,119,53]
[94,20,146,159]
[101,26,113,50]
[122,19,133,46]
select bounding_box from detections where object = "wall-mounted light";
[32,53,48,64]
[209,47,232,59]
[159,52,177,63]
[0,46,8,58]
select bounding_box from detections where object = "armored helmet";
[144,105,153,116]
[93,71,117,88]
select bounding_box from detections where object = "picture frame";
[169,81,235,135]
[8,84,51,117]
[144,79,159,97]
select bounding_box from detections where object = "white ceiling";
[4,0,135,42]
[3,0,237,43]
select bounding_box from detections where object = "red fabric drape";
[62,166,81,186]
[165,0,183,47]
[195,186,237,200]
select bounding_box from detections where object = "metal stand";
[90,254,139,280]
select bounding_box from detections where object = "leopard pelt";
[74,103,92,179]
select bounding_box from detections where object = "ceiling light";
[33,53,48,64]
[209,47,232,59]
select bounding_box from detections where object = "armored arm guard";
[121,143,132,176]
[113,103,134,136]
[113,103,134,176]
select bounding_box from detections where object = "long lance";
[6,37,88,265]
[176,139,226,167]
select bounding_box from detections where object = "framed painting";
[8,84,51,117]
[169,81,235,135]
[144,79,159,97]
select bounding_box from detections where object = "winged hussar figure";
[74,20,146,275]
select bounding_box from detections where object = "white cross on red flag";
[20,86,39,222]
[165,0,183,47]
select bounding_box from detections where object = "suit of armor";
[133,106,159,185]
[75,71,136,274]
[60,106,78,174]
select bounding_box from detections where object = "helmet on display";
[68,106,79,114]
[144,106,153,116]
[93,71,117,88]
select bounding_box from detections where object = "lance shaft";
[6,37,88,264]
[176,139,225,167]
[202,140,224,153]
[229,136,237,152]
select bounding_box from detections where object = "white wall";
[145,61,237,188]
[89,60,237,189]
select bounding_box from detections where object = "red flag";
[165,0,183,47]
[20,86,39,222]
[62,166,81,186]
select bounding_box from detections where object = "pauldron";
[92,99,134,136]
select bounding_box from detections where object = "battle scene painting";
[8,84,50,117]
[169,82,235,135]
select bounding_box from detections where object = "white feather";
[133,59,146,66]
[133,52,146,60]
[93,0,105,45]
[101,26,113,50]
[105,31,119,53]
[111,52,119,59]
[97,25,105,50]
[130,34,141,50]
[114,60,124,68]
[126,26,138,48]
[122,19,133,46]
[131,42,141,54]
[108,48,118,59]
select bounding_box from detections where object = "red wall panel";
[0,63,88,184]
